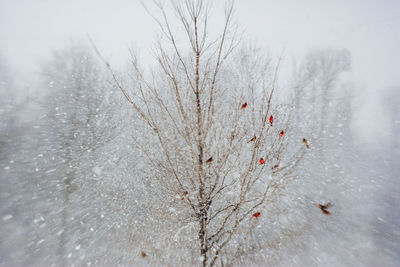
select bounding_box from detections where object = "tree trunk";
[199,205,208,267]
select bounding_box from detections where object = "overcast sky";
[1,0,399,144]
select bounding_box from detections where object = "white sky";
[1,0,399,144]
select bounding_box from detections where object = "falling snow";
[0,1,399,267]
[2,214,13,221]
[92,166,102,176]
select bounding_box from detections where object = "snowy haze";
[1,0,400,144]
[1,0,399,266]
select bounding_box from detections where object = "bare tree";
[95,1,308,265]
[291,49,351,136]
[41,44,125,265]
